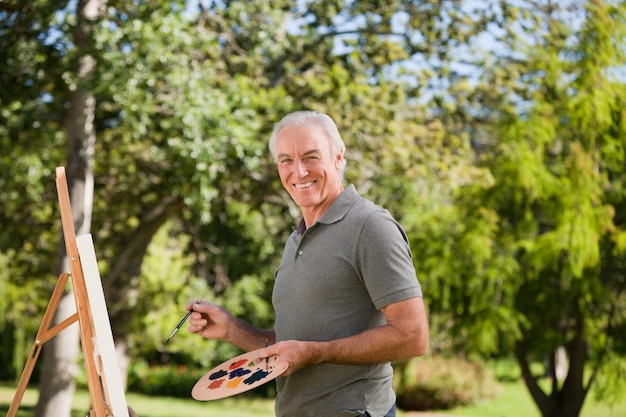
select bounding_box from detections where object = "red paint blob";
[228,359,248,369]
[207,379,224,389]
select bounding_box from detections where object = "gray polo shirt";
[272,185,422,417]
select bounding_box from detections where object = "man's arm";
[262,296,428,375]
[187,301,275,352]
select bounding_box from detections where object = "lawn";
[2,381,625,417]
[440,379,626,417]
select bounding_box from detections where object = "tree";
[34,1,107,416]
[9,1,623,416]
[414,1,626,416]
[0,1,68,383]
[84,0,505,371]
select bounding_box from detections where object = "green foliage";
[419,2,626,416]
[592,351,626,406]
[1,1,625,416]
[125,361,277,400]
[131,221,276,368]
[126,362,207,398]
[394,356,501,411]
[128,222,213,365]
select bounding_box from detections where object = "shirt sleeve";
[355,208,423,310]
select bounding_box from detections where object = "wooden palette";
[191,347,289,401]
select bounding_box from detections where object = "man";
[188,110,429,417]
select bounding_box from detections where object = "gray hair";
[268,111,347,173]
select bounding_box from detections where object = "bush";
[126,361,276,399]
[126,361,207,398]
[393,355,501,411]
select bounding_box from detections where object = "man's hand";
[187,301,234,341]
[258,340,321,376]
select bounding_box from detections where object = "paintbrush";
[165,300,201,344]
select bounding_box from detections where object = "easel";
[7,167,129,417]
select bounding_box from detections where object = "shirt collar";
[293,185,359,234]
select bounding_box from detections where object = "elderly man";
[188,111,429,417]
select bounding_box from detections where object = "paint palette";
[191,347,289,401]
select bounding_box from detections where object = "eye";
[278,157,292,165]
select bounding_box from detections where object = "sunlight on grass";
[2,381,625,417]
[1,384,277,417]
[124,393,275,417]
[442,380,626,417]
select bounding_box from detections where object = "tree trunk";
[115,340,131,389]
[34,255,81,417]
[35,1,104,416]
[515,302,588,417]
[35,90,96,416]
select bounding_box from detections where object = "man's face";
[275,124,344,211]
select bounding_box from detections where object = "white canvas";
[77,234,130,417]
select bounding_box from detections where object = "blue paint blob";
[229,367,252,378]
[208,369,228,380]
[243,369,270,385]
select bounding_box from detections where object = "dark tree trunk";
[515,303,588,417]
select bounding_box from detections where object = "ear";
[335,150,344,169]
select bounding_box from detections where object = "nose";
[295,159,309,177]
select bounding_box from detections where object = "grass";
[439,379,626,417]
[0,383,275,417]
[2,381,625,417]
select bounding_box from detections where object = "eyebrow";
[277,148,322,160]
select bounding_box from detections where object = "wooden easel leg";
[7,273,78,417]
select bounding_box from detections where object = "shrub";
[127,361,207,398]
[126,361,277,399]
[393,355,501,411]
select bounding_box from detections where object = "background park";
[1,1,625,417]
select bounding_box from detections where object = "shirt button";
[297,250,303,255]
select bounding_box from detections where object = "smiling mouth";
[294,181,316,189]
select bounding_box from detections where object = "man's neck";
[300,185,344,228]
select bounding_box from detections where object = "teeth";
[295,181,315,189]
